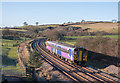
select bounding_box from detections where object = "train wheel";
[71,61,74,65]
[61,56,63,59]
[65,58,68,62]
[63,57,65,61]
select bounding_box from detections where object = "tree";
[23,22,28,26]
[112,19,117,23]
[81,19,85,23]
[36,22,39,26]
[28,51,43,68]
[45,30,64,41]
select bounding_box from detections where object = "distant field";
[0,28,27,32]
[69,23,118,33]
[61,40,76,46]
[1,39,22,46]
[41,24,60,27]
[64,35,119,39]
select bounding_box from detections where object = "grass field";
[62,35,119,46]
[69,23,118,33]
[8,47,18,59]
[1,37,27,66]
[64,35,119,39]
[2,38,22,47]
[2,39,19,65]
[0,28,27,32]
[2,65,26,76]
[1,37,26,76]
[61,40,76,46]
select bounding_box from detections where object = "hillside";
[69,22,118,33]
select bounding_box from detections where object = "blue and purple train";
[45,41,87,65]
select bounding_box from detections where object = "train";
[45,41,87,65]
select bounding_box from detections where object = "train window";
[83,53,86,56]
[56,46,61,50]
[48,44,54,48]
[71,51,74,55]
[61,48,69,53]
[56,46,69,53]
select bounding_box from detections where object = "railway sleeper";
[62,57,67,62]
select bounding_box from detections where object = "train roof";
[47,41,84,49]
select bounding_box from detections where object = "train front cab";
[74,48,87,65]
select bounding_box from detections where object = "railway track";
[31,38,119,83]
[40,39,119,82]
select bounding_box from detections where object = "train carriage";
[46,41,87,65]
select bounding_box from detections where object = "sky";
[1,2,118,27]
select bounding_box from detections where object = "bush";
[28,51,43,68]
[76,36,118,57]
[45,29,64,41]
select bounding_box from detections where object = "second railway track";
[31,38,119,83]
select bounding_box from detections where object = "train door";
[74,48,82,64]
[74,49,78,62]
[82,49,87,62]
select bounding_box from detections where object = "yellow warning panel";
[79,51,82,61]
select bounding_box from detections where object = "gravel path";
[103,65,119,75]
[37,61,73,82]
